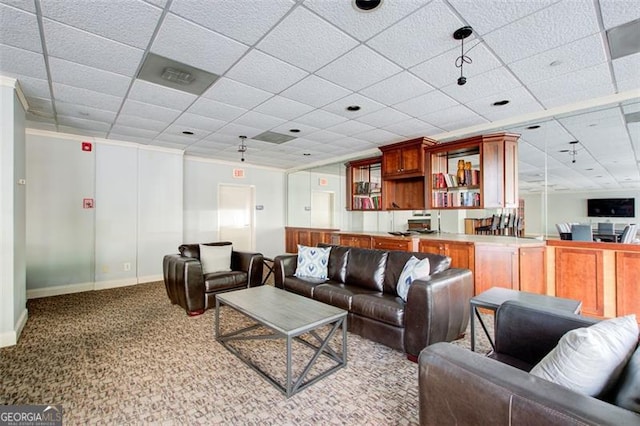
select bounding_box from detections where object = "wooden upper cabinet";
[380,137,436,179]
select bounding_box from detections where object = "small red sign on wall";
[233,168,245,179]
[83,198,94,209]
[82,142,92,152]
[318,177,328,186]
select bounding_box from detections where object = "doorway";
[218,184,255,251]
[311,191,334,228]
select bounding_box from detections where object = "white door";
[218,184,255,251]
[311,191,334,228]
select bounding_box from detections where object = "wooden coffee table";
[470,287,582,352]
[215,286,347,397]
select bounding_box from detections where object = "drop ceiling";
[0,0,639,192]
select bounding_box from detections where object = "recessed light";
[353,0,383,12]
[346,105,361,111]
[549,60,562,67]
[586,168,594,171]
[569,140,578,144]
[558,149,569,153]
[182,130,194,135]
[289,129,300,133]
[78,111,90,117]
[588,123,598,127]
[492,100,510,106]
[526,125,541,130]
[303,153,311,156]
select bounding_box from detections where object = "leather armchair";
[163,242,263,316]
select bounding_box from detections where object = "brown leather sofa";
[419,301,640,425]
[274,245,473,359]
[163,242,263,316]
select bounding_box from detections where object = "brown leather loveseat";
[163,242,264,316]
[418,301,640,425]
[274,245,473,359]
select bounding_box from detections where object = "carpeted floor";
[0,281,492,425]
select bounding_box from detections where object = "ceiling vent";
[137,53,219,96]
[253,131,297,144]
[607,18,640,60]
[624,111,640,124]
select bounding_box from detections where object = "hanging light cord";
[455,36,473,77]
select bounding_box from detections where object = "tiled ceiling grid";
[0,0,639,192]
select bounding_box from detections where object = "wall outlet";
[123,262,131,271]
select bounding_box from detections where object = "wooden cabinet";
[555,247,604,317]
[427,133,519,209]
[285,227,338,253]
[615,251,640,319]
[346,157,382,211]
[372,236,415,251]
[418,240,475,272]
[337,233,372,249]
[474,245,519,294]
[519,246,546,294]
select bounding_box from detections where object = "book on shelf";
[353,194,381,210]
[432,171,480,189]
[353,181,381,195]
[431,191,480,208]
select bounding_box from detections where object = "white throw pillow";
[199,244,232,274]
[530,314,639,397]
[396,256,430,302]
[294,245,331,281]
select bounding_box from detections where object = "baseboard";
[0,308,28,348]
[138,274,163,284]
[27,282,94,299]
[94,278,138,291]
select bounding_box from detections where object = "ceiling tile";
[257,6,357,72]
[108,132,153,145]
[169,0,294,45]
[152,13,249,75]
[187,97,247,122]
[360,71,434,106]
[321,93,385,118]
[421,104,487,130]
[1,0,35,13]
[53,83,123,111]
[0,3,42,52]
[382,118,442,138]
[48,56,131,97]
[316,45,402,91]
[215,123,264,138]
[55,101,117,124]
[331,136,377,151]
[128,79,197,110]
[120,98,182,122]
[58,124,107,138]
[115,113,167,131]
[304,0,429,41]
[0,44,47,79]
[14,76,49,99]
[483,0,600,64]
[57,115,111,132]
[40,0,161,49]
[466,86,544,121]
[157,125,203,143]
[270,121,319,137]
[171,113,226,134]
[410,43,502,90]
[253,95,314,121]
[354,128,403,145]
[599,0,640,29]
[43,19,144,76]
[394,90,459,117]
[303,130,343,143]
[447,0,557,35]
[326,120,375,136]
[144,0,167,8]
[356,107,412,128]
[225,49,308,93]
[233,111,287,130]
[367,1,464,68]
[280,75,351,108]
[441,67,522,104]
[203,77,273,109]
[613,52,640,92]
[509,34,607,86]
[293,109,347,128]
[25,96,53,115]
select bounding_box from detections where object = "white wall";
[0,80,27,347]
[184,156,285,258]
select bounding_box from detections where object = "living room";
[1,0,639,423]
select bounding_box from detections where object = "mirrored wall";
[286,97,640,238]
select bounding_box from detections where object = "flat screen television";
[587,198,635,218]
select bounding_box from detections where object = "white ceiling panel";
[394,90,459,117]
[57,124,106,138]
[171,113,226,134]
[304,130,343,143]
[55,101,116,124]
[48,57,131,97]
[1,0,35,13]
[215,123,263,139]
[599,0,640,29]
[613,53,640,93]
[253,95,314,121]
[257,6,357,72]
[304,0,429,41]
[52,83,123,111]
[331,136,377,151]
[157,126,202,144]
[410,43,502,90]
[270,121,319,137]
[15,76,49,99]
[25,96,53,114]
[360,71,434,106]
[151,13,249,75]
[115,113,167,132]
[466,87,544,121]
[356,107,412,128]
[203,78,273,110]
[367,1,464,68]
[483,0,600,64]
[421,104,487,130]
[354,128,403,145]
[57,115,111,132]
[40,0,161,49]
[0,44,48,79]
[509,34,608,86]
[109,132,153,145]
[233,111,287,130]
[294,109,347,129]
[120,99,182,122]
[128,80,197,110]
[441,67,522,104]
[316,45,402,91]
[321,93,385,118]
[326,119,375,136]
[225,49,308,93]
[187,97,247,122]
[0,3,42,52]
[280,75,351,108]
[382,118,441,138]
[43,19,143,76]
[169,0,294,45]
